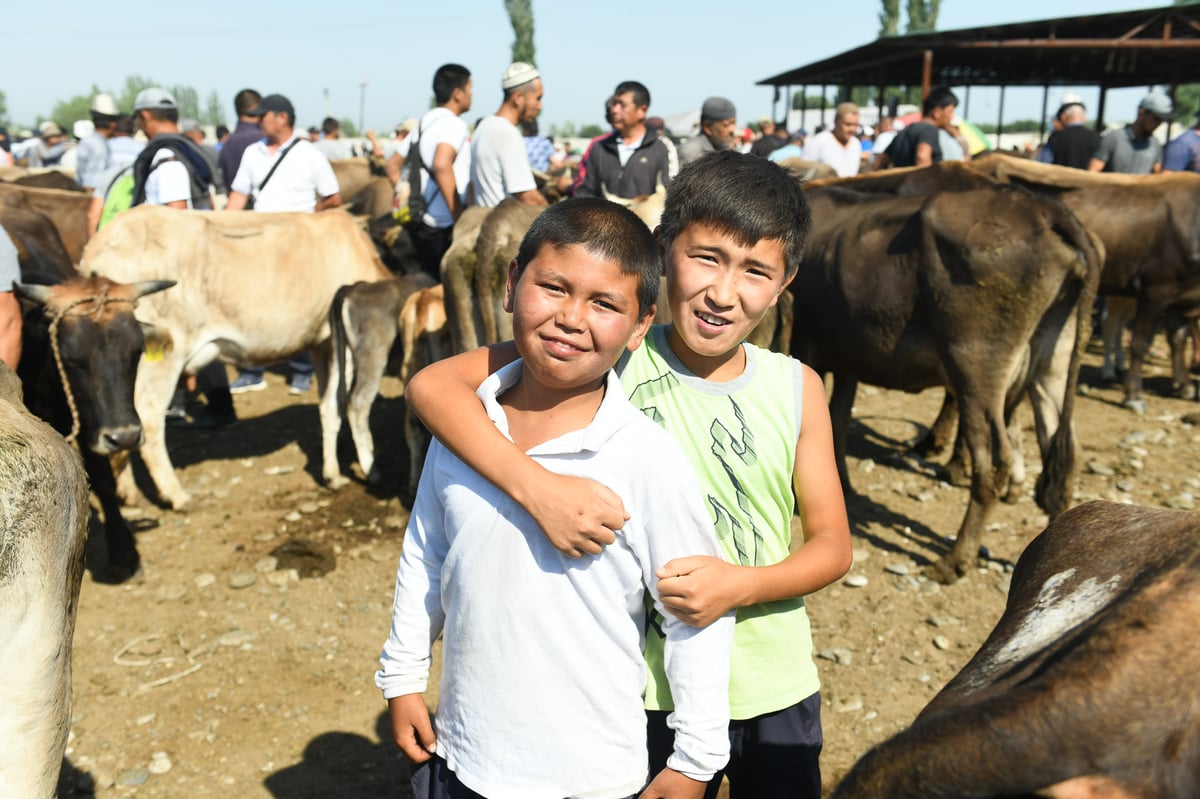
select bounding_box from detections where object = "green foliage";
[169,85,201,122]
[548,121,577,138]
[1175,83,1200,119]
[49,86,102,130]
[578,124,605,138]
[339,117,359,137]
[0,89,7,126]
[976,119,1044,134]
[203,90,227,128]
[906,0,940,32]
[791,92,837,110]
[116,75,159,112]
[504,0,536,66]
[879,0,900,36]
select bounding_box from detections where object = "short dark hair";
[433,64,471,105]
[91,111,118,127]
[234,89,262,118]
[141,107,179,124]
[514,198,660,317]
[613,81,650,110]
[658,150,811,280]
[216,124,230,139]
[922,86,959,116]
[322,116,339,135]
[115,114,135,135]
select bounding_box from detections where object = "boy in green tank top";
[406,150,852,799]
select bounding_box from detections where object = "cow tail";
[330,284,353,418]
[1035,217,1102,518]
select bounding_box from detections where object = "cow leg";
[912,390,957,459]
[828,373,858,493]
[1166,312,1193,399]
[321,335,349,490]
[348,328,395,486]
[134,353,192,509]
[1100,296,1134,383]
[1122,303,1157,413]
[81,448,141,581]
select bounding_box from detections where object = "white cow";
[81,205,391,508]
[0,362,89,798]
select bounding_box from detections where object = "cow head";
[15,276,175,454]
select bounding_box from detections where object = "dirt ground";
[57,342,1200,798]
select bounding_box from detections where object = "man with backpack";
[130,88,216,210]
[225,93,342,395]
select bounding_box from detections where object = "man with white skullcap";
[469,61,548,208]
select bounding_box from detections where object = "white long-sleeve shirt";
[376,362,733,799]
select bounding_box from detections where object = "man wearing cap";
[572,80,674,199]
[218,89,264,197]
[383,119,417,188]
[75,93,120,191]
[1089,91,1172,175]
[469,62,547,208]
[803,101,862,177]
[26,122,69,168]
[131,88,213,209]
[406,63,473,278]
[767,129,808,163]
[750,118,788,158]
[225,94,341,396]
[182,120,225,194]
[677,97,738,166]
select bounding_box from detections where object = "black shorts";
[411,755,638,799]
[646,692,823,799]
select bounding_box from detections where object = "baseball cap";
[91,93,119,117]
[700,96,736,122]
[501,62,540,91]
[1138,91,1174,120]
[245,94,296,118]
[180,119,202,134]
[133,88,178,112]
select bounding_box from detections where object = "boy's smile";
[505,244,652,398]
[663,223,792,381]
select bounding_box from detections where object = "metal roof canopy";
[757,4,1200,133]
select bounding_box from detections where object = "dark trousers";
[411,756,638,799]
[408,219,453,281]
[646,692,824,799]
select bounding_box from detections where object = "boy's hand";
[639,767,707,799]
[528,472,628,557]
[656,556,748,627]
[387,694,437,763]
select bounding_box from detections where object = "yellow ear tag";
[144,340,165,362]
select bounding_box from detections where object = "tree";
[116,75,159,112]
[0,90,7,126]
[879,0,901,36]
[203,90,227,128]
[791,92,837,110]
[339,118,359,137]
[505,0,536,65]
[169,85,201,122]
[49,86,102,130]
[906,0,940,33]
[578,123,605,138]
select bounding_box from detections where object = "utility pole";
[359,79,367,136]
[323,88,330,118]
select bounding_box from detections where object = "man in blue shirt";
[1164,110,1200,174]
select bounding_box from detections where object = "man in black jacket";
[572,81,675,199]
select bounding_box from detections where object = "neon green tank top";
[619,325,820,720]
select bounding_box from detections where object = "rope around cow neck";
[47,286,137,446]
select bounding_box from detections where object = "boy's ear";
[625,307,656,353]
[503,258,520,314]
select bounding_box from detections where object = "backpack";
[96,134,215,230]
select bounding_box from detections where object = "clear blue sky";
[1,0,1170,134]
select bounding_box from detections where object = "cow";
[832,500,1200,799]
[329,157,394,220]
[793,183,1102,582]
[439,204,500,354]
[967,154,1200,412]
[0,183,91,265]
[4,209,174,580]
[81,205,392,510]
[0,361,89,798]
[325,272,438,491]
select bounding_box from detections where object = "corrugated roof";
[758,4,1200,89]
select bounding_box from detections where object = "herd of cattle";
[2,153,1199,796]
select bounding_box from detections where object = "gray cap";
[133,87,178,112]
[1138,90,1174,120]
[700,96,736,122]
[180,119,201,134]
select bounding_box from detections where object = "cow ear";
[139,323,173,362]
[132,280,177,300]
[12,282,54,306]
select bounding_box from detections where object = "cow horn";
[13,282,54,305]
[131,280,177,299]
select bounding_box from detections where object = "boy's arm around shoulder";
[405,343,630,557]
[375,447,451,761]
[633,431,734,784]
[656,362,853,626]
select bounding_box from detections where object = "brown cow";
[0,183,91,265]
[833,501,1200,799]
[793,183,1101,581]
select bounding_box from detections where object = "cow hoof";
[1122,398,1148,414]
[326,474,350,491]
[366,465,385,486]
[923,558,965,585]
[162,490,192,510]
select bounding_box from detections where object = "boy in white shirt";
[376,198,733,799]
